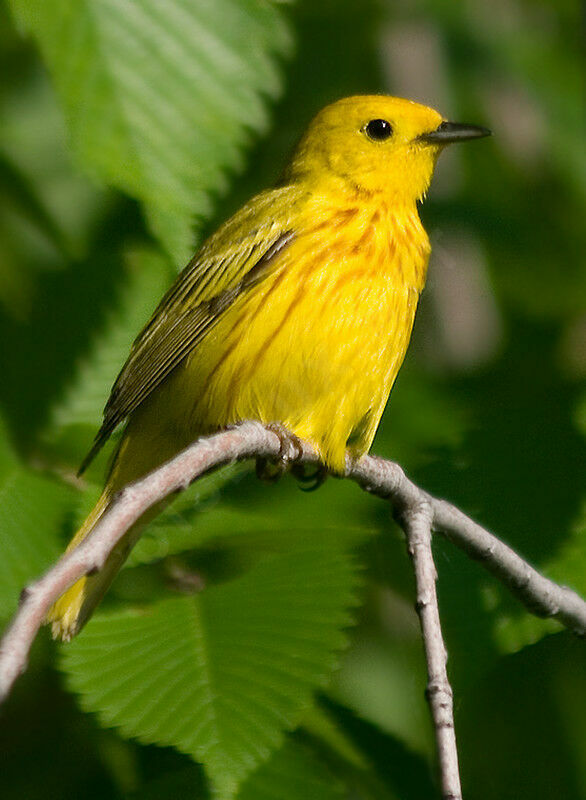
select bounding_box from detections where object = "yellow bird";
[48,95,490,640]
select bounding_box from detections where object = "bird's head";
[287,95,490,204]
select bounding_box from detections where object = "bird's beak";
[418,121,492,144]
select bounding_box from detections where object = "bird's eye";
[364,119,393,141]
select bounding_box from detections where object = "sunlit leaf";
[8,0,292,262]
[62,547,360,797]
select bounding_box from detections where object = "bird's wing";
[79,190,298,473]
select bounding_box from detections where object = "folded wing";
[79,190,298,474]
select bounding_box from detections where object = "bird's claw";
[267,422,304,462]
[255,424,328,490]
[290,462,328,492]
[256,423,305,483]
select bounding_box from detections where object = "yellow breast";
[169,193,430,472]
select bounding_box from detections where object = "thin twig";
[399,499,461,800]
[1,421,585,716]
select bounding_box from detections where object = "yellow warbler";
[48,95,490,640]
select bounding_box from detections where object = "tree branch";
[1,423,585,749]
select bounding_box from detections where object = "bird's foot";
[256,423,304,483]
[267,422,305,462]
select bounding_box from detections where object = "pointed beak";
[418,121,492,144]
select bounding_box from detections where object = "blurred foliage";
[0,0,585,798]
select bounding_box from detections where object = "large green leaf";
[0,419,73,619]
[61,547,360,797]
[8,0,292,262]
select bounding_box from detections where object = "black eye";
[364,119,393,141]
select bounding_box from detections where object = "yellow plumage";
[47,95,489,640]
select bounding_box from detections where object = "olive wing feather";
[79,195,296,474]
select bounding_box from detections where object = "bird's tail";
[46,412,185,640]
[45,491,144,641]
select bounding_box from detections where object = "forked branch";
[1,422,585,799]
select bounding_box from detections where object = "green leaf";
[8,0,292,262]
[132,737,344,800]
[129,466,375,569]
[458,633,586,800]
[236,736,345,800]
[62,547,360,797]
[489,500,586,654]
[0,419,73,619]
[46,246,170,451]
[0,63,104,320]
[0,150,69,260]
[309,698,436,800]
[545,500,586,596]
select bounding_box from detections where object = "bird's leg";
[290,462,328,492]
[256,422,304,483]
